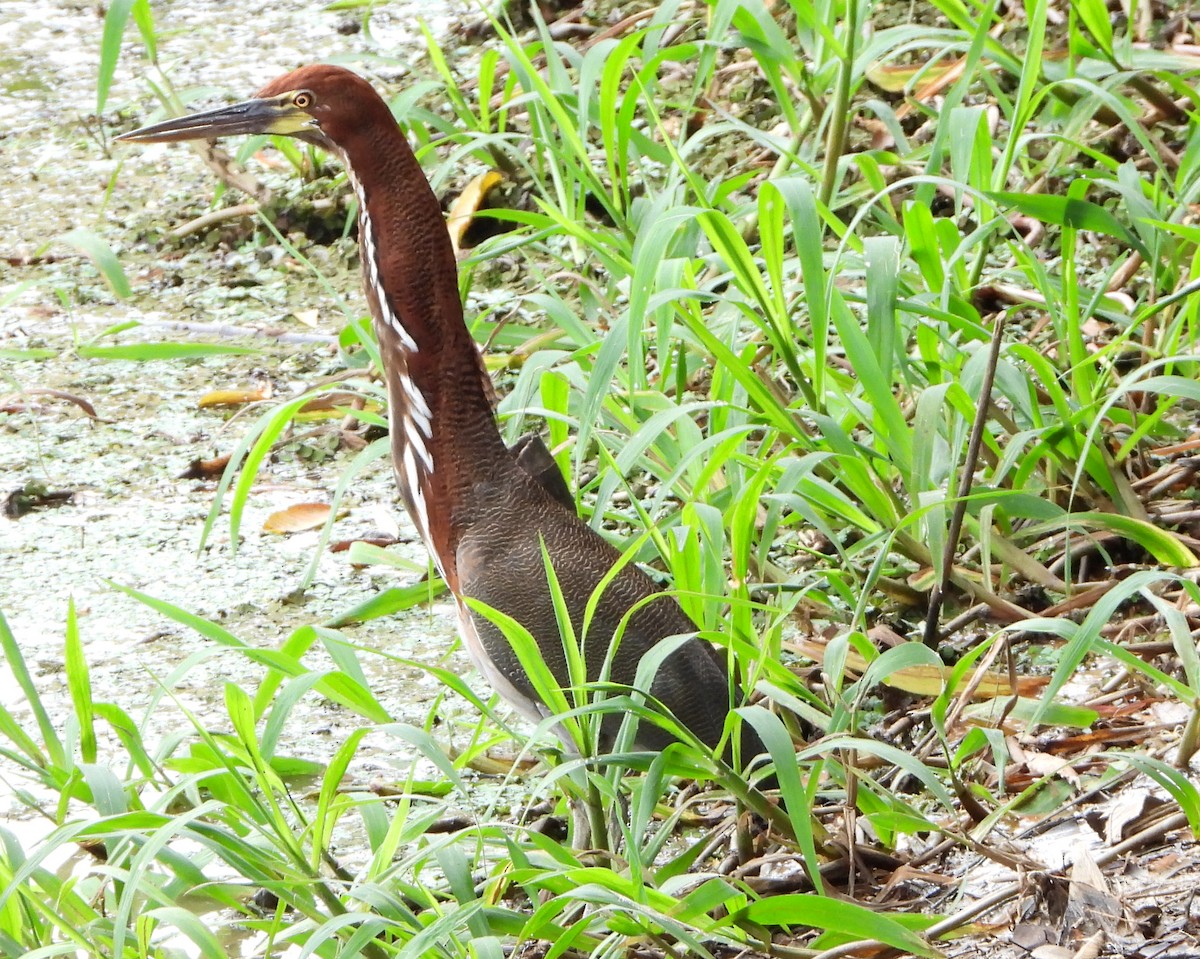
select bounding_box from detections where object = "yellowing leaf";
[447,171,503,256]
[263,503,333,534]
[866,59,962,95]
[297,391,367,414]
[866,62,924,93]
[295,391,378,422]
[198,387,268,408]
[790,636,1047,698]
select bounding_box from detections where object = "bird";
[118,65,767,783]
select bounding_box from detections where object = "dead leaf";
[910,58,967,106]
[464,752,540,776]
[866,57,965,96]
[297,391,368,415]
[1103,788,1160,844]
[1025,749,1081,786]
[1029,946,1074,958]
[179,454,231,480]
[1039,724,1173,753]
[447,171,503,256]
[435,738,542,776]
[30,388,100,419]
[788,634,1046,698]
[330,535,400,553]
[866,61,936,93]
[264,503,333,534]
[198,387,268,408]
[1012,924,1056,952]
[1066,845,1121,936]
[1151,435,1200,456]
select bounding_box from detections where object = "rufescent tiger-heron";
[118,65,773,798]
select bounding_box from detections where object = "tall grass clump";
[4,0,1197,954]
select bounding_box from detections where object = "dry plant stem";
[889,709,943,779]
[190,140,272,204]
[144,319,337,346]
[1175,703,1200,766]
[9,388,104,422]
[761,942,820,959]
[171,202,260,238]
[733,806,755,866]
[1086,683,1145,706]
[924,314,1006,648]
[814,838,1128,959]
[1126,75,1184,124]
[973,527,1066,590]
[1026,67,1186,186]
[1140,463,1200,498]
[894,530,1034,625]
[1015,768,1140,841]
[907,835,958,868]
[940,604,993,635]
[3,252,74,266]
[950,776,990,824]
[921,884,1026,944]
[914,826,1181,959]
[695,818,738,872]
[1107,250,1143,293]
[843,748,858,891]
[1096,810,1190,865]
[337,394,367,435]
[809,936,915,959]
[1152,505,1200,524]
[940,633,1010,735]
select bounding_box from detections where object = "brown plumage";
[120,65,763,762]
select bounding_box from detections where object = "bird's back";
[455,464,737,752]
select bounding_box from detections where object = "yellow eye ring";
[294,92,313,109]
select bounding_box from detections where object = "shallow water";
[0,0,515,832]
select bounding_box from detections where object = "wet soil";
[0,0,502,825]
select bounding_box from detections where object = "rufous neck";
[335,120,513,586]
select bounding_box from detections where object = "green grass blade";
[59,229,132,299]
[77,342,257,360]
[62,599,97,765]
[96,0,134,114]
[0,611,65,769]
[739,894,937,956]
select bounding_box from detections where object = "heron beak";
[116,95,313,143]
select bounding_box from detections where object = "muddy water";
[0,0,518,834]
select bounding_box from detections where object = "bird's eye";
[293,92,314,109]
